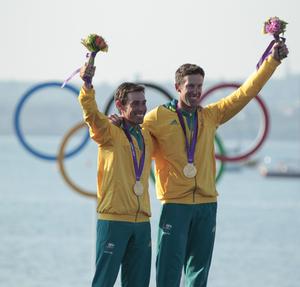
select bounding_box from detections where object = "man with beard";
[79,64,153,287]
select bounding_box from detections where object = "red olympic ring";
[201,83,270,162]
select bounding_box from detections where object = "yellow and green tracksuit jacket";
[143,56,280,204]
[78,88,153,222]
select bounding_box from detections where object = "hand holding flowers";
[81,34,108,68]
[61,34,108,88]
[256,17,288,69]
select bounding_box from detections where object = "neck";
[178,100,196,113]
[123,118,139,128]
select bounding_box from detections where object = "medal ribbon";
[122,121,145,181]
[176,104,198,164]
[61,52,97,88]
[256,40,275,70]
[256,36,286,70]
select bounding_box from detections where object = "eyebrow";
[130,100,147,104]
[134,99,146,101]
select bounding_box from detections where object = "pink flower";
[95,36,103,46]
[266,19,281,34]
[95,36,108,51]
[263,17,287,36]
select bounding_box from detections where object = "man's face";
[120,91,147,125]
[176,74,204,109]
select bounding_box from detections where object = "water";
[1,136,300,287]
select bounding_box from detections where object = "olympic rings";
[14,82,90,161]
[201,83,270,162]
[16,80,268,198]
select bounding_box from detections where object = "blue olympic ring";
[14,82,90,161]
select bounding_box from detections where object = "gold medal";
[133,181,144,196]
[183,163,197,178]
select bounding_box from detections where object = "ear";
[115,99,125,114]
[175,83,181,93]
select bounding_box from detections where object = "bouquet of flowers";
[262,17,287,40]
[81,34,108,53]
[81,34,108,68]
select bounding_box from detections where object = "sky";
[1,0,299,85]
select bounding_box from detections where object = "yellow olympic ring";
[57,121,97,199]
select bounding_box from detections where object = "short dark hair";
[175,64,205,85]
[114,82,145,106]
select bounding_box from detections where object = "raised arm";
[78,64,113,145]
[209,41,289,125]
